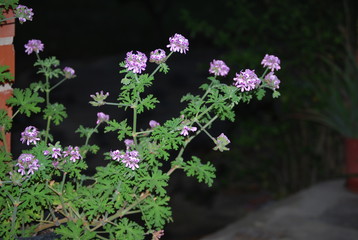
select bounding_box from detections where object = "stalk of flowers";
[0,13,283,238]
[0,4,34,24]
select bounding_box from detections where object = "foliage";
[0,3,281,239]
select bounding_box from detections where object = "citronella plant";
[0,4,282,240]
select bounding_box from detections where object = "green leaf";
[138,169,169,196]
[55,219,96,240]
[104,119,132,141]
[140,196,172,229]
[6,88,45,117]
[159,63,170,74]
[256,88,266,100]
[75,125,98,139]
[272,90,281,98]
[0,109,12,132]
[43,103,67,125]
[105,218,145,240]
[183,156,216,187]
[137,94,159,113]
[0,65,13,84]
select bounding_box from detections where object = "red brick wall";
[0,9,15,152]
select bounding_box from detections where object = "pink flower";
[233,69,261,92]
[63,146,82,162]
[110,150,125,161]
[124,139,134,149]
[96,112,110,124]
[63,67,75,79]
[264,72,280,89]
[153,230,165,240]
[261,54,281,72]
[121,150,140,170]
[149,120,160,128]
[24,39,44,55]
[110,149,140,170]
[16,153,40,176]
[180,126,197,136]
[149,49,167,64]
[51,147,62,159]
[209,60,230,77]
[15,5,34,24]
[167,33,189,54]
[125,51,147,74]
[20,126,40,145]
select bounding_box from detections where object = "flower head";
[63,146,82,162]
[213,133,231,152]
[110,149,140,170]
[167,33,189,54]
[180,125,197,136]
[96,112,110,125]
[124,139,134,149]
[51,147,62,159]
[125,51,147,74]
[264,72,280,89]
[121,150,140,170]
[233,69,261,92]
[15,5,34,24]
[90,91,109,106]
[149,120,160,128]
[24,39,44,55]
[209,60,230,77]
[63,67,75,79]
[261,54,281,72]
[149,49,167,64]
[153,230,165,240]
[20,126,40,145]
[16,153,40,176]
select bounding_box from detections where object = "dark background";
[10,0,358,239]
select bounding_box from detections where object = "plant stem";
[44,116,51,145]
[0,17,16,22]
[84,124,100,147]
[149,51,174,78]
[49,77,67,91]
[11,109,20,119]
[9,189,23,238]
[89,191,150,232]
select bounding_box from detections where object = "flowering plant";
[0,4,281,240]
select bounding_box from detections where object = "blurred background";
[10,0,358,239]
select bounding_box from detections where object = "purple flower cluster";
[264,72,281,89]
[125,51,148,74]
[16,153,40,176]
[180,126,197,136]
[24,39,44,55]
[15,5,34,24]
[96,112,110,125]
[20,126,40,145]
[209,60,230,77]
[63,67,75,79]
[110,149,140,170]
[233,69,261,92]
[45,146,82,163]
[149,49,167,64]
[63,146,82,162]
[261,54,281,72]
[167,33,189,54]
